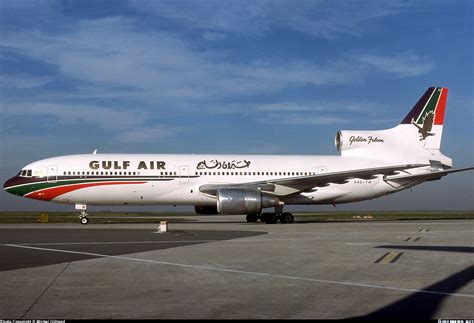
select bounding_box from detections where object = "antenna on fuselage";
[92,149,97,154]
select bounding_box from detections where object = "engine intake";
[335,130,386,152]
[217,188,279,215]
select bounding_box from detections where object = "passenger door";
[47,165,58,183]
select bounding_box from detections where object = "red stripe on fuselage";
[434,88,448,125]
[24,181,146,201]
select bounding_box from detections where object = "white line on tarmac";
[11,240,218,246]
[4,243,474,299]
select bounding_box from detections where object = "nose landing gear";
[79,209,89,225]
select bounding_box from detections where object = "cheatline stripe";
[5,177,181,190]
[23,181,146,197]
[23,181,149,201]
[4,244,473,299]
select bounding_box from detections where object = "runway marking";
[10,240,218,246]
[374,252,403,264]
[405,237,412,242]
[9,238,376,246]
[414,237,421,242]
[4,244,474,299]
[404,237,421,242]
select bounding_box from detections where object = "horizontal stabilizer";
[384,166,474,182]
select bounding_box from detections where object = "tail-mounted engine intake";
[335,130,386,152]
[216,188,279,215]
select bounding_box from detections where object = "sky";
[0,0,473,212]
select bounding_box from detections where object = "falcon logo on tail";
[411,111,435,141]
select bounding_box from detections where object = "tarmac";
[0,217,473,319]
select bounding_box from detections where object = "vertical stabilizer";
[336,87,451,166]
[400,87,448,149]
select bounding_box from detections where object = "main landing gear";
[246,212,294,224]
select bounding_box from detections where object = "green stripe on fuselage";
[5,178,170,197]
[415,87,442,124]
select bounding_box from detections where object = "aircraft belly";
[51,181,213,206]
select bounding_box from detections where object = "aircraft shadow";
[376,245,474,253]
[353,265,473,320]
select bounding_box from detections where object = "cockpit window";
[19,170,32,177]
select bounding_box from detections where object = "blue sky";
[0,0,473,211]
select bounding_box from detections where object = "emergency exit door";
[179,165,189,183]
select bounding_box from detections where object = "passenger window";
[63,172,66,175]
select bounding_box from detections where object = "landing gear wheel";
[261,213,277,224]
[246,214,259,223]
[79,209,89,225]
[280,212,294,224]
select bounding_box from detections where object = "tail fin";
[400,87,448,149]
[337,87,451,166]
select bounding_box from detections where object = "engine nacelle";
[335,130,386,152]
[216,188,279,215]
[194,205,219,215]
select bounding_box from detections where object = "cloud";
[0,102,184,143]
[116,126,183,143]
[354,53,434,78]
[0,14,434,110]
[0,19,356,104]
[0,73,51,88]
[131,0,413,39]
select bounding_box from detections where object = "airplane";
[4,87,474,225]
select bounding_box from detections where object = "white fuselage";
[14,153,415,207]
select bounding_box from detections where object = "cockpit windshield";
[19,170,32,177]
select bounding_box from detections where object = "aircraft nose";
[4,176,18,192]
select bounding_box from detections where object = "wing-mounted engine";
[217,188,279,215]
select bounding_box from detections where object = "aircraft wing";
[384,166,474,182]
[199,164,426,197]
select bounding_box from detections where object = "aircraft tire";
[246,214,259,223]
[280,213,294,224]
[264,213,277,224]
[80,217,89,225]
